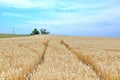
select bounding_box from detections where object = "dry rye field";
[0,35,120,80]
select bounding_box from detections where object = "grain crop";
[63,37,120,80]
[0,35,119,80]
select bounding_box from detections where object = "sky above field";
[0,0,120,37]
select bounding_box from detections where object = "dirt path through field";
[29,39,99,80]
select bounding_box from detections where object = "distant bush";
[40,29,50,35]
[30,28,50,35]
[31,28,40,35]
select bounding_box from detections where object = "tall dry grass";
[30,40,99,80]
[0,36,47,80]
[63,37,120,80]
[0,35,119,80]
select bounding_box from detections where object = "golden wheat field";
[0,35,120,80]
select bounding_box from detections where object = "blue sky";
[0,0,120,37]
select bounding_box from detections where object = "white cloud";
[92,5,120,24]
[1,0,120,26]
[57,2,105,11]
[26,4,120,26]
[26,15,94,25]
[27,20,75,25]
[0,0,57,9]
[0,0,107,10]
[0,0,33,8]
[2,12,32,18]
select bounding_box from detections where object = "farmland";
[0,35,120,80]
[0,34,27,38]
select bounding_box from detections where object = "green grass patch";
[0,34,28,38]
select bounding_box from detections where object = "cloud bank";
[0,0,120,37]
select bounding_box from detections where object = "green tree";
[40,29,50,34]
[31,28,40,35]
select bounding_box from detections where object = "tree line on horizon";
[30,28,50,35]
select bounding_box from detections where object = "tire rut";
[18,40,49,80]
[61,40,101,80]
[29,40,99,80]
[39,40,49,65]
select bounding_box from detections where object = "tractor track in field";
[39,40,49,65]
[61,40,101,80]
[18,40,49,80]
[18,39,100,80]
